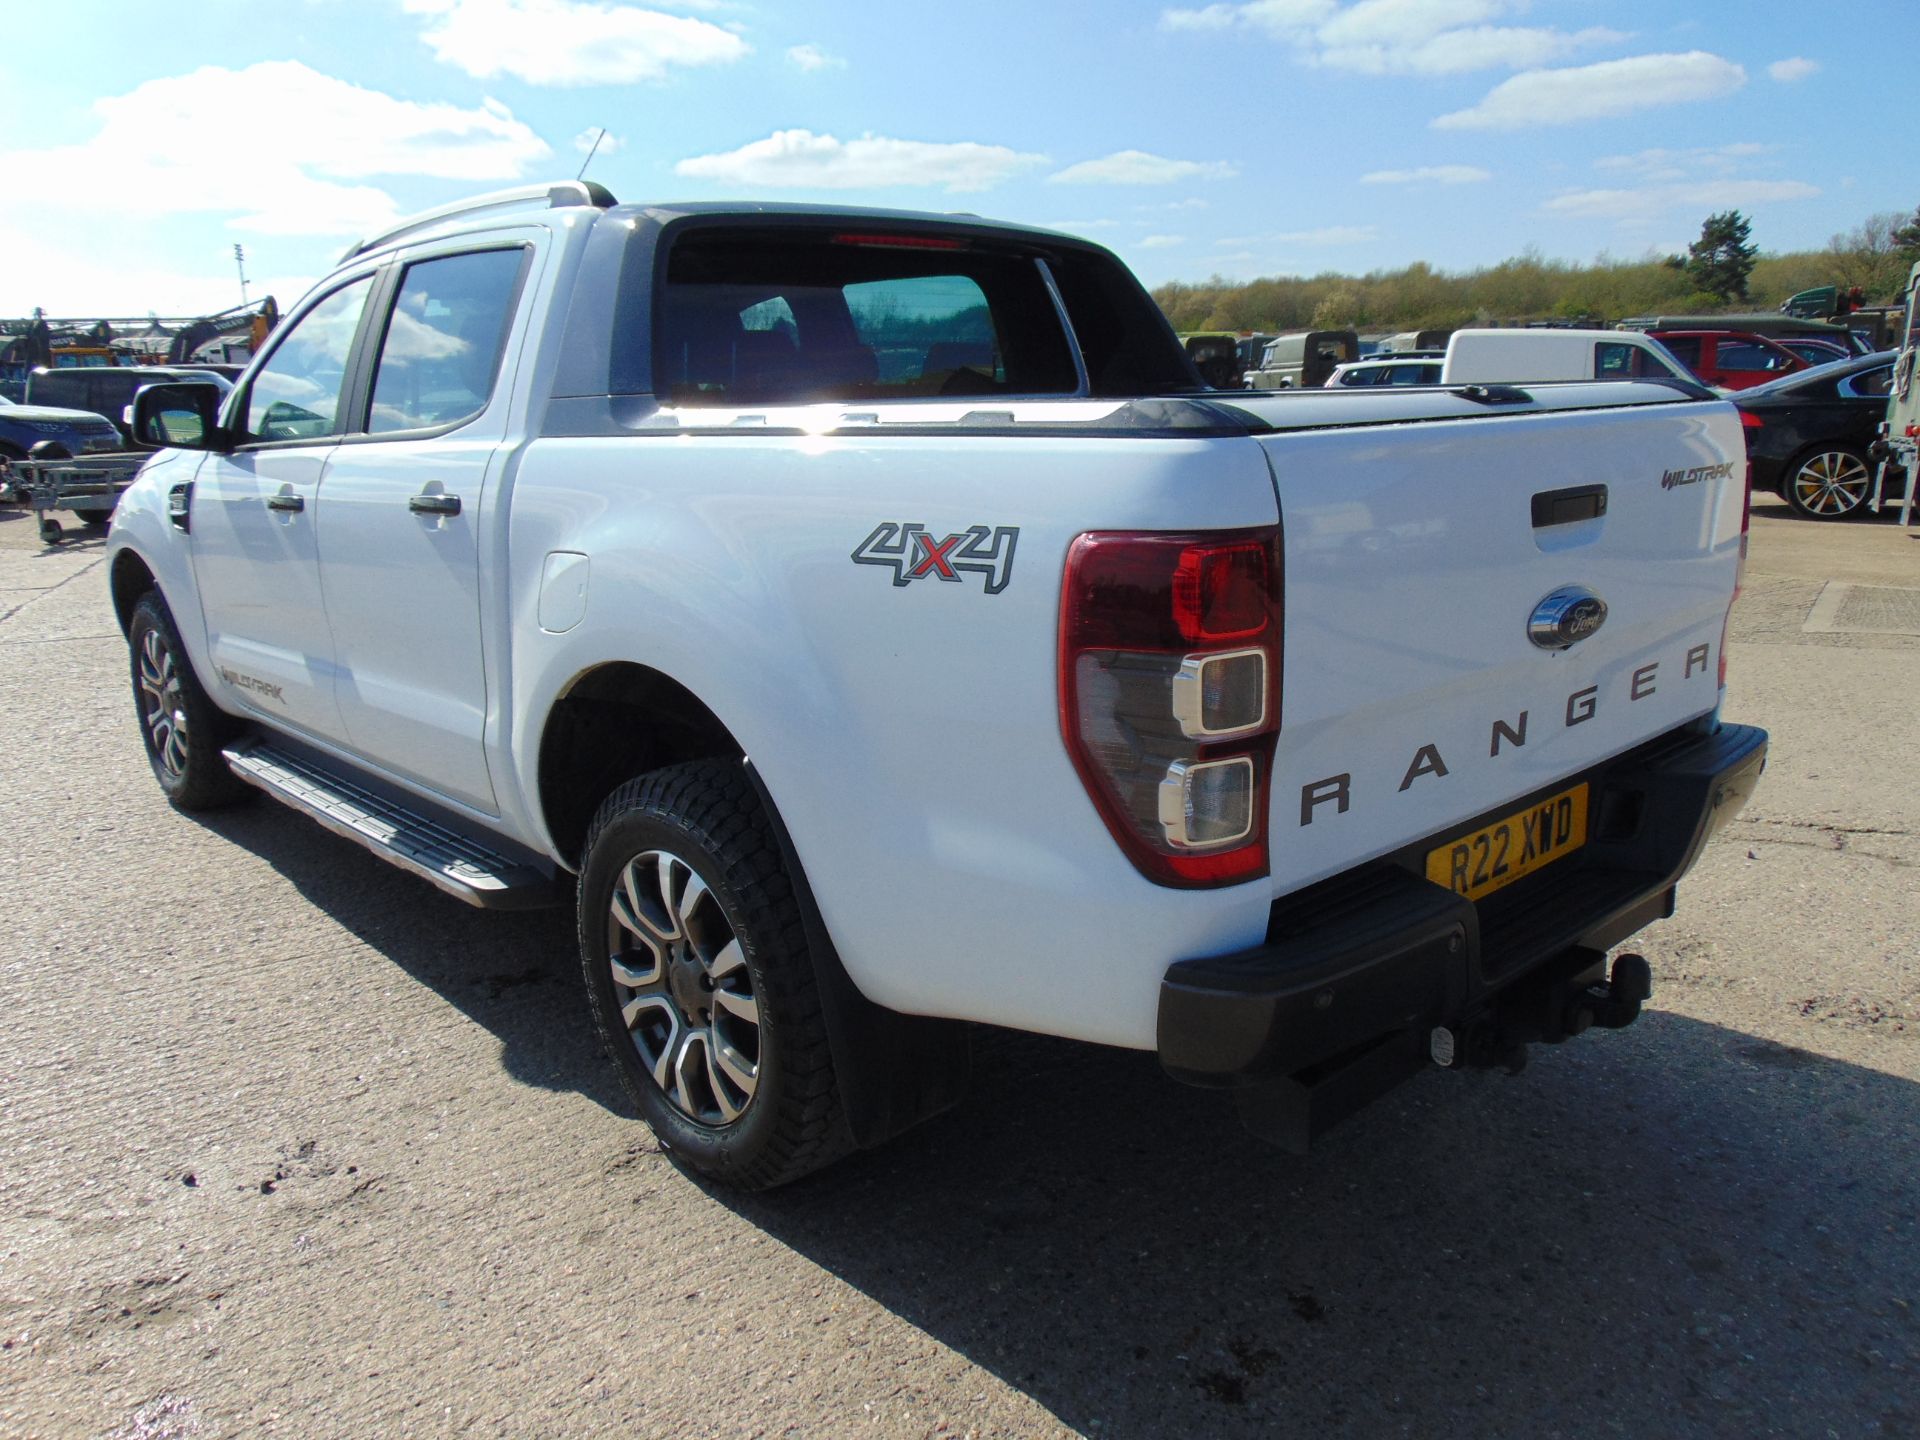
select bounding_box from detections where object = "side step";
[223,740,558,910]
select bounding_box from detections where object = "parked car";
[1325,355,1443,387]
[1776,337,1852,368]
[1619,312,1867,356]
[107,180,1764,1189]
[1246,329,1357,389]
[1735,351,1907,519]
[1645,331,1806,392]
[25,365,233,444]
[0,393,124,464]
[1441,329,1695,386]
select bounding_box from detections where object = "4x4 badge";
[852,523,1019,594]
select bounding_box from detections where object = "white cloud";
[403,0,746,85]
[573,126,620,156]
[1160,0,1620,74]
[1543,179,1819,224]
[1592,143,1772,182]
[786,43,845,72]
[0,61,548,241]
[1140,234,1186,249]
[1272,224,1377,245]
[674,130,1046,192]
[1360,164,1491,184]
[1433,51,1746,130]
[1049,150,1237,185]
[0,221,320,316]
[1768,56,1819,82]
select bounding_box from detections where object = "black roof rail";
[337,180,616,265]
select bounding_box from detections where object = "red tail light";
[1059,528,1282,887]
[1739,410,1764,429]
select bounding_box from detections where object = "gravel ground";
[0,493,1914,1439]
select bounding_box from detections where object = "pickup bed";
[106,182,1765,1188]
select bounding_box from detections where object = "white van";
[1441,329,1695,387]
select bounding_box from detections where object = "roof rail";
[337,180,616,265]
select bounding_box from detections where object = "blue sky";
[1,0,1912,317]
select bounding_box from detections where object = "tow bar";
[1432,949,1652,1076]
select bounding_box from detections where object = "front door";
[317,245,531,813]
[191,275,376,742]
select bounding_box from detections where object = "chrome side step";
[223,740,557,910]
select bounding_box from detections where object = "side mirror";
[132,382,227,451]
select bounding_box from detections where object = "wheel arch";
[536,660,746,868]
[109,547,161,637]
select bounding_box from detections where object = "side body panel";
[507,433,1285,1049]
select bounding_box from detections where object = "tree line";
[1153,207,1920,334]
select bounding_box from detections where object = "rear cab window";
[652,226,1197,406]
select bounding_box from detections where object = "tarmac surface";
[1,492,1915,1438]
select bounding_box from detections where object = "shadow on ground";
[202,800,1917,1437]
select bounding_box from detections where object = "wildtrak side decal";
[220,667,285,704]
[852,523,1019,595]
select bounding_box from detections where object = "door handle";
[409,493,461,517]
[266,492,305,513]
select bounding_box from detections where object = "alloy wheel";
[606,849,761,1126]
[1791,450,1871,517]
[137,629,189,778]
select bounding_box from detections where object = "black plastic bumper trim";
[1157,721,1767,1088]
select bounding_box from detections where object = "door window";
[245,277,374,442]
[1717,340,1793,374]
[1658,335,1702,369]
[367,248,527,434]
[1839,365,1893,399]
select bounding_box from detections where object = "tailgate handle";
[1532,484,1608,527]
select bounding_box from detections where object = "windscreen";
[655,229,1080,405]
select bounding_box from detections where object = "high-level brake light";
[1059,528,1282,887]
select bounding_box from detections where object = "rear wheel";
[1784,445,1872,519]
[578,760,849,1190]
[128,593,249,810]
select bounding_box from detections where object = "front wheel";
[127,592,249,810]
[1784,445,1873,519]
[578,760,849,1190]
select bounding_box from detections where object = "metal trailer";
[1875,261,1920,526]
[7,451,146,542]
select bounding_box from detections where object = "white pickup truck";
[107,182,1766,1188]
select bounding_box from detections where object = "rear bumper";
[1157,721,1766,1112]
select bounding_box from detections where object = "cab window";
[653,229,1079,405]
[245,277,374,443]
[366,248,527,434]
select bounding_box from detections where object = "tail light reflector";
[1059,528,1282,887]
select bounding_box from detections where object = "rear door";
[191,274,378,741]
[315,240,534,814]
[1242,387,1745,895]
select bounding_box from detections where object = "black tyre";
[128,592,250,810]
[578,760,849,1190]
[1783,444,1873,519]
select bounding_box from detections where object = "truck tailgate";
[1248,390,1745,895]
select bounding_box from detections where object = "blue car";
[0,394,126,499]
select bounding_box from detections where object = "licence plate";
[1425,783,1589,902]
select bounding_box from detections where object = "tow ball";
[1431,952,1653,1074]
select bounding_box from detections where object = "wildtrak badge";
[1660,461,1735,490]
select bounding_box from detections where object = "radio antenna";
[576,127,607,181]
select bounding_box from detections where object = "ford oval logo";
[1529,586,1608,651]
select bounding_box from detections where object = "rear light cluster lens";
[1059,529,1282,887]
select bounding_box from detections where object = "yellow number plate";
[1425,783,1589,902]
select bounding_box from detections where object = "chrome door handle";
[409,494,461,517]
[266,492,305,513]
